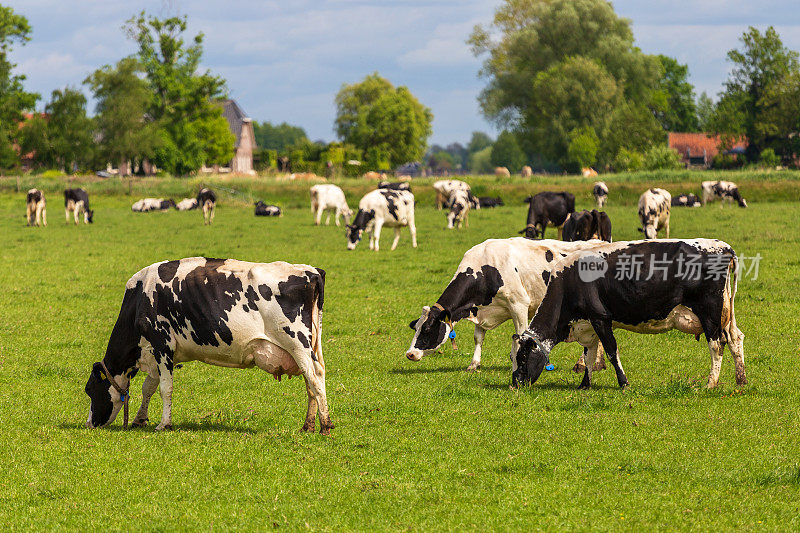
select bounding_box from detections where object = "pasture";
[0,174,799,530]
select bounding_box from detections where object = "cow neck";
[352,209,373,230]
[435,277,479,323]
[525,202,536,225]
[528,282,567,345]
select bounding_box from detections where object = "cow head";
[84,362,124,428]
[405,305,452,361]
[510,332,549,387]
[519,224,539,239]
[446,202,463,229]
[85,209,94,223]
[345,224,363,250]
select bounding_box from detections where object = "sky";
[5,1,800,146]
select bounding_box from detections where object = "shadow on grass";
[57,421,257,434]
[479,381,621,391]
[389,364,507,375]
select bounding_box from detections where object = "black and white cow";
[593,181,608,208]
[84,257,332,434]
[702,180,747,208]
[310,184,352,226]
[378,181,411,191]
[520,191,575,239]
[432,179,471,210]
[478,196,504,208]
[255,201,282,216]
[638,188,671,239]
[26,189,47,227]
[346,189,417,251]
[562,210,612,242]
[671,193,702,207]
[197,188,217,225]
[510,239,746,390]
[446,189,471,229]
[132,198,176,212]
[406,238,607,372]
[176,198,199,211]
[64,188,94,224]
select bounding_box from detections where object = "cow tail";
[310,268,325,367]
[723,253,739,334]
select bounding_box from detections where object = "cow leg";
[372,220,384,251]
[557,226,563,240]
[590,319,627,388]
[334,208,341,226]
[724,323,747,385]
[408,215,418,248]
[314,206,323,225]
[73,206,80,225]
[467,326,485,372]
[132,373,159,427]
[293,351,332,435]
[391,227,401,251]
[209,205,215,225]
[706,338,724,388]
[574,347,588,373]
[665,215,670,238]
[65,208,70,224]
[26,204,32,226]
[592,341,607,371]
[40,205,47,227]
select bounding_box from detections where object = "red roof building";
[668,132,748,167]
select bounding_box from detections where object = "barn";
[668,132,748,168]
[222,99,257,174]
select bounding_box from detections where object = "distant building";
[222,99,256,173]
[668,132,748,168]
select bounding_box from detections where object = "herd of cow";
[22,176,750,435]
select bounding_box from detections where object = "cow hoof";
[131,418,149,427]
[320,426,333,436]
[155,423,172,431]
[736,377,748,386]
[466,364,480,372]
[301,423,315,433]
[572,363,586,374]
[578,384,591,390]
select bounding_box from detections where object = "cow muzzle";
[405,349,424,362]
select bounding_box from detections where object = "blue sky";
[5,1,800,145]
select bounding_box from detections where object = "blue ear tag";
[120,393,127,402]
[448,331,456,340]
[545,364,555,372]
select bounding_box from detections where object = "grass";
[0,175,799,531]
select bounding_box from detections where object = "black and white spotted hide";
[638,188,671,239]
[26,189,47,227]
[446,190,471,229]
[197,188,217,224]
[671,193,702,207]
[64,188,93,224]
[702,181,747,207]
[84,257,332,434]
[255,201,282,216]
[132,198,176,212]
[346,189,417,251]
[520,191,575,239]
[593,181,608,208]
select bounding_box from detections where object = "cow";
[582,168,598,178]
[671,193,702,207]
[432,179,470,210]
[446,189,471,229]
[478,196,504,208]
[593,181,609,208]
[197,188,216,225]
[495,167,511,178]
[702,181,747,208]
[520,192,575,239]
[405,238,607,372]
[378,181,411,191]
[638,188,671,239]
[64,188,94,224]
[310,184,352,226]
[26,189,47,227]
[521,166,533,177]
[83,257,332,434]
[132,198,176,212]
[346,189,417,251]
[562,210,612,242]
[510,239,746,391]
[255,201,282,217]
[176,198,199,211]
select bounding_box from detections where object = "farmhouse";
[668,132,747,168]
[222,99,256,174]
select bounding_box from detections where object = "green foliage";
[612,148,644,172]
[253,148,277,171]
[335,73,432,167]
[759,148,780,168]
[567,126,599,169]
[466,131,493,154]
[44,87,94,172]
[253,121,308,152]
[490,130,525,171]
[711,153,743,170]
[642,145,683,170]
[653,55,699,132]
[428,150,456,172]
[468,146,494,174]
[17,114,51,169]
[696,92,715,132]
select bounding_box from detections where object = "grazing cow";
[310,184,352,226]
[521,166,533,177]
[255,201,282,217]
[132,198,176,212]
[346,189,417,251]
[510,239,745,391]
[582,167,598,178]
[478,196,504,208]
[562,210,612,242]
[520,191,575,239]
[26,189,47,227]
[197,188,216,225]
[378,181,411,191]
[671,193,702,207]
[432,179,470,210]
[64,188,94,224]
[446,189,471,229]
[83,257,332,434]
[406,238,607,372]
[638,188,671,239]
[593,181,609,208]
[702,181,747,207]
[176,198,199,211]
[495,167,511,178]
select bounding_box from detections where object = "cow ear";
[637,227,644,232]
[409,319,418,329]
[523,197,532,204]
[92,362,104,379]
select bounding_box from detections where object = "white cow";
[176,198,198,211]
[346,189,417,251]
[432,179,471,210]
[638,188,671,239]
[406,238,607,372]
[310,184,352,226]
[593,181,609,208]
[132,198,175,212]
[446,189,471,229]
[702,180,747,208]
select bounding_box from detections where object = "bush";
[613,148,644,172]
[711,153,743,170]
[760,148,780,168]
[468,146,494,174]
[643,145,683,170]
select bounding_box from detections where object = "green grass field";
[1,176,799,531]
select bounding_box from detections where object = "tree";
[334,73,432,167]
[125,11,233,174]
[712,26,799,160]
[85,57,160,173]
[696,92,715,132]
[428,150,456,172]
[468,146,494,174]
[0,5,39,171]
[17,114,51,169]
[253,121,308,151]
[470,0,661,165]
[44,88,95,172]
[467,131,493,154]
[654,55,699,132]
[490,130,525,171]
[567,126,599,169]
